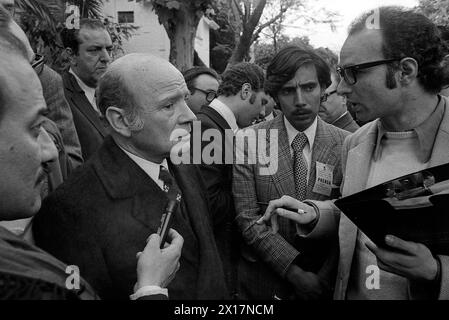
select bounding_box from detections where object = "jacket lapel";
[429,97,449,167]
[342,123,378,196]
[306,118,340,199]
[92,136,167,229]
[63,72,108,138]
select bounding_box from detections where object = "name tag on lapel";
[312,162,334,196]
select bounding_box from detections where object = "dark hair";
[265,46,331,98]
[61,18,107,55]
[219,62,264,96]
[182,66,219,92]
[348,6,449,93]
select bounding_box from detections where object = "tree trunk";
[227,0,267,67]
[163,5,201,71]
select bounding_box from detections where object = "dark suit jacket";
[62,71,108,161]
[332,112,360,133]
[195,105,238,296]
[33,136,228,300]
[232,116,349,299]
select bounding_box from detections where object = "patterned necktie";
[291,132,309,201]
[158,165,181,201]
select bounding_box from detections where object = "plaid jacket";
[232,115,349,299]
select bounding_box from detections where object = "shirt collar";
[374,96,444,163]
[119,146,168,185]
[208,99,239,133]
[69,68,97,108]
[284,115,317,150]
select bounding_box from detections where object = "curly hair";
[218,62,264,97]
[264,46,331,99]
[348,6,449,94]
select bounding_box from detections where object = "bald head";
[97,53,187,122]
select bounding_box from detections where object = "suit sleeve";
[232,146,299,278]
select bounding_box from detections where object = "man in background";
[183,66,220,114]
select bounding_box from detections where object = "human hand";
[135,228,184,290]
[365,235,438,282]
[286,264,331,300]
[256,195,317,233]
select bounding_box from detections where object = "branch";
[251,4,287,44]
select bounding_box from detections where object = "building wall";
[103,0,211,65]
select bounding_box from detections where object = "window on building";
[118,11,134,23]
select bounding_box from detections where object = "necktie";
[291,132,308,200]
[158,165,181,201]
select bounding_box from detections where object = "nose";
[337,77,351,97]
[294,88,306,107]
[38,127,58,165]
[179,100,197,124]
[100,48,111,63]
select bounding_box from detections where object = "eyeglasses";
[336,58,400,85]
[31,54,45,74]
[192,87,217,103]
[320,89,337,103]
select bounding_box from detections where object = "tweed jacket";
[232,115,349,299]
[33,136,228,300]
[307,96,449,300]
[62,71,108,161]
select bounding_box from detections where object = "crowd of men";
[1,2,449,300]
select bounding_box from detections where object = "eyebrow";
[282,80,317,88]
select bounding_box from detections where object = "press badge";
[313,162,334,196]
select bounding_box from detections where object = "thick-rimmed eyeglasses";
[336,58,400,85]
[320,89,337,103]
[192,87,217,103]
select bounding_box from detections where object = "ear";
[105,107,133,138]
[66,48,77,66]
[398,57,418,86]
[240,83,252,100]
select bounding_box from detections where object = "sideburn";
[386,65,398,89]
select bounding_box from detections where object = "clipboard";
[334,162,449,255]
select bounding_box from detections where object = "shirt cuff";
[129,285,168,300]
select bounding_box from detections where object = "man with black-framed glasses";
[183,66,220,114]
[258,6,449,300]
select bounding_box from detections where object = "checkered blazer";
[232,115,349,299]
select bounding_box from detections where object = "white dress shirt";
[208,99,239,133]
[284,116,318,182]
[69,68,100,114]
